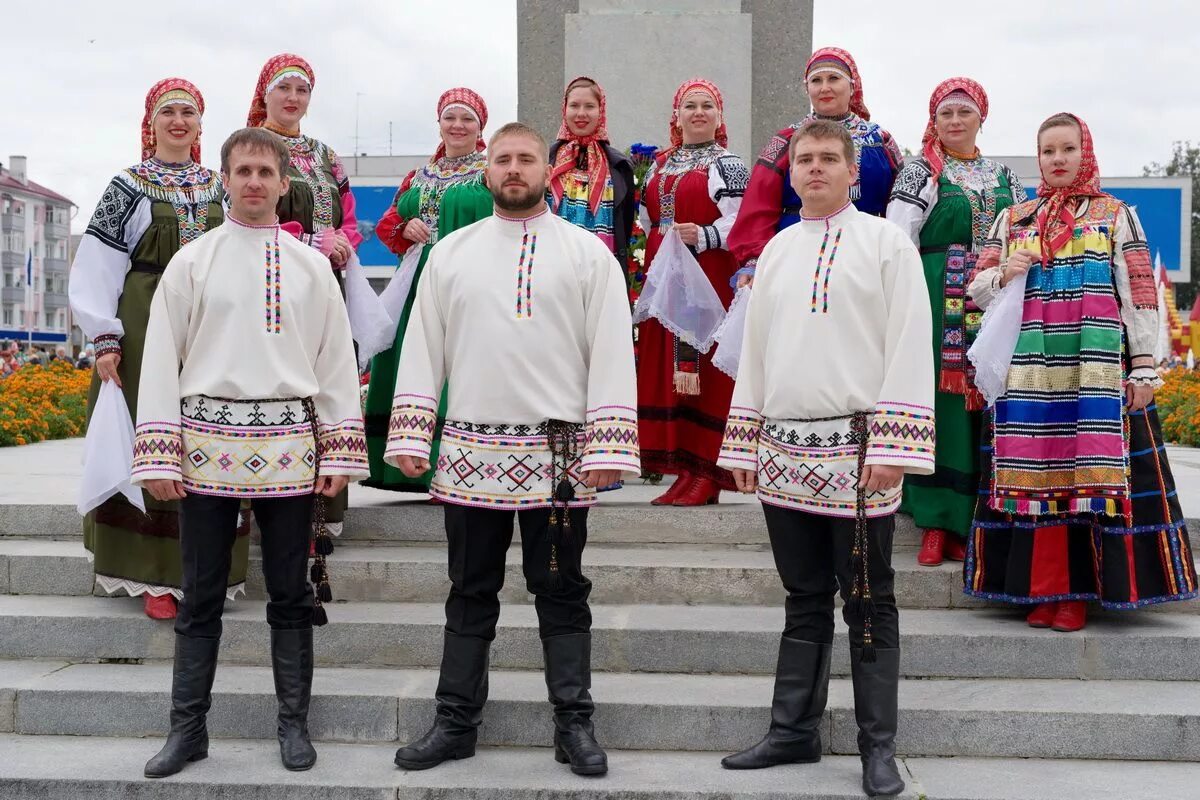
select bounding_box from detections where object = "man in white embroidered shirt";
[385,122,640,776]
[716,120,934,798]
[133,128,368,778]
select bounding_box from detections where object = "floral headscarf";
[434,87,488,161]
[804,46,870,120]
[921,77,989,179]
[665,78,728,157]
[247,53,315,129]
[1035,113,1109,263]
[550,76,611,216]
[141,78,204,162]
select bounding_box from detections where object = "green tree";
[1144,141,1200,309]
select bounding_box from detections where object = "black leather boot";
[721,637,831,769]
[543,633,606,776]
[144,634,220,778]
[851,647,905,797]
[271,628,317,771]
[394,631,489,770]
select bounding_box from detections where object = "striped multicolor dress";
[963,197,1196,608]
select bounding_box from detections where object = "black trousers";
[176,493,314,639]
[443,504,592,641]
[762,504,899,649]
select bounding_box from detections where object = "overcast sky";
[1,0,1195,232]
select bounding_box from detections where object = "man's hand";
[396,455,431,478]
[145,479,186,502]
[736,274,754,290]
[96,353,122,387]
[674,222,701,246]
[1126,383,1155,413]
[733,468,758,494]
[314,474,349,497]
[1000,248,1039,288]
[860,464,904,494]
[582,469,622,489]
[403,218,432,245]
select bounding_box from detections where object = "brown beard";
[491,181,543,212]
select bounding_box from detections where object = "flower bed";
[0,361,91,447]
[1156,368,1200,447]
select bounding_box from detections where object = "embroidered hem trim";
[95,575,246,603]
[430,420,598,509]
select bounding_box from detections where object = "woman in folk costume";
[249,53,360,534]
[726,47,901,286]
[366,88,492,493]
[886,78,1025,567]
[548,76,636,267]
[964,113,1197,632]
[636,79,748,506]
[68,78,249,619]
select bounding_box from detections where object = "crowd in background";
[0,341,93,376]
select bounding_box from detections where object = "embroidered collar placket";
[802,202,851,314]
[498,207,549,320]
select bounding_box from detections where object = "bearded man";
[385,122,640,777]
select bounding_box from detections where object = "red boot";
[1025,602,1057,628]
[917,529,945,566]
[673,476,720,506]
[651,473,692,506]
[943,534,968,562]
[1052,601,1087,632]
[144,593,178,620]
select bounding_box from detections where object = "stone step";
[4,538,1197,614]
[2,735,1198,800]
[0,500,922,546]
[2,594,1198,681]
[3,659,1197,760]
[5,499,1200,547]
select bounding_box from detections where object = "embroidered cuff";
[717,406,763,470]
[866,402,935,474]
[730,261,756,288]
[317,419,369,478]
[582,405,640,473]
[93,334,122,358]
[131,422,184,483]
[696,225,720,254]
[382,394,438,466]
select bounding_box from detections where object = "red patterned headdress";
[921,77,989,180]
[805,46,869,121]
[141,78,205,163]
[550,76,611,216]
[434,87,488,161]
[666,78,728,155]
[1036,113,1109,263]
[247,53,315,129]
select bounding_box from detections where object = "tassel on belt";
[546,419,583,588]
[301,397,333,626]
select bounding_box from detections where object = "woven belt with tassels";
[546,419,583,590]
[301,397,333,626]
[848,411,877,663]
